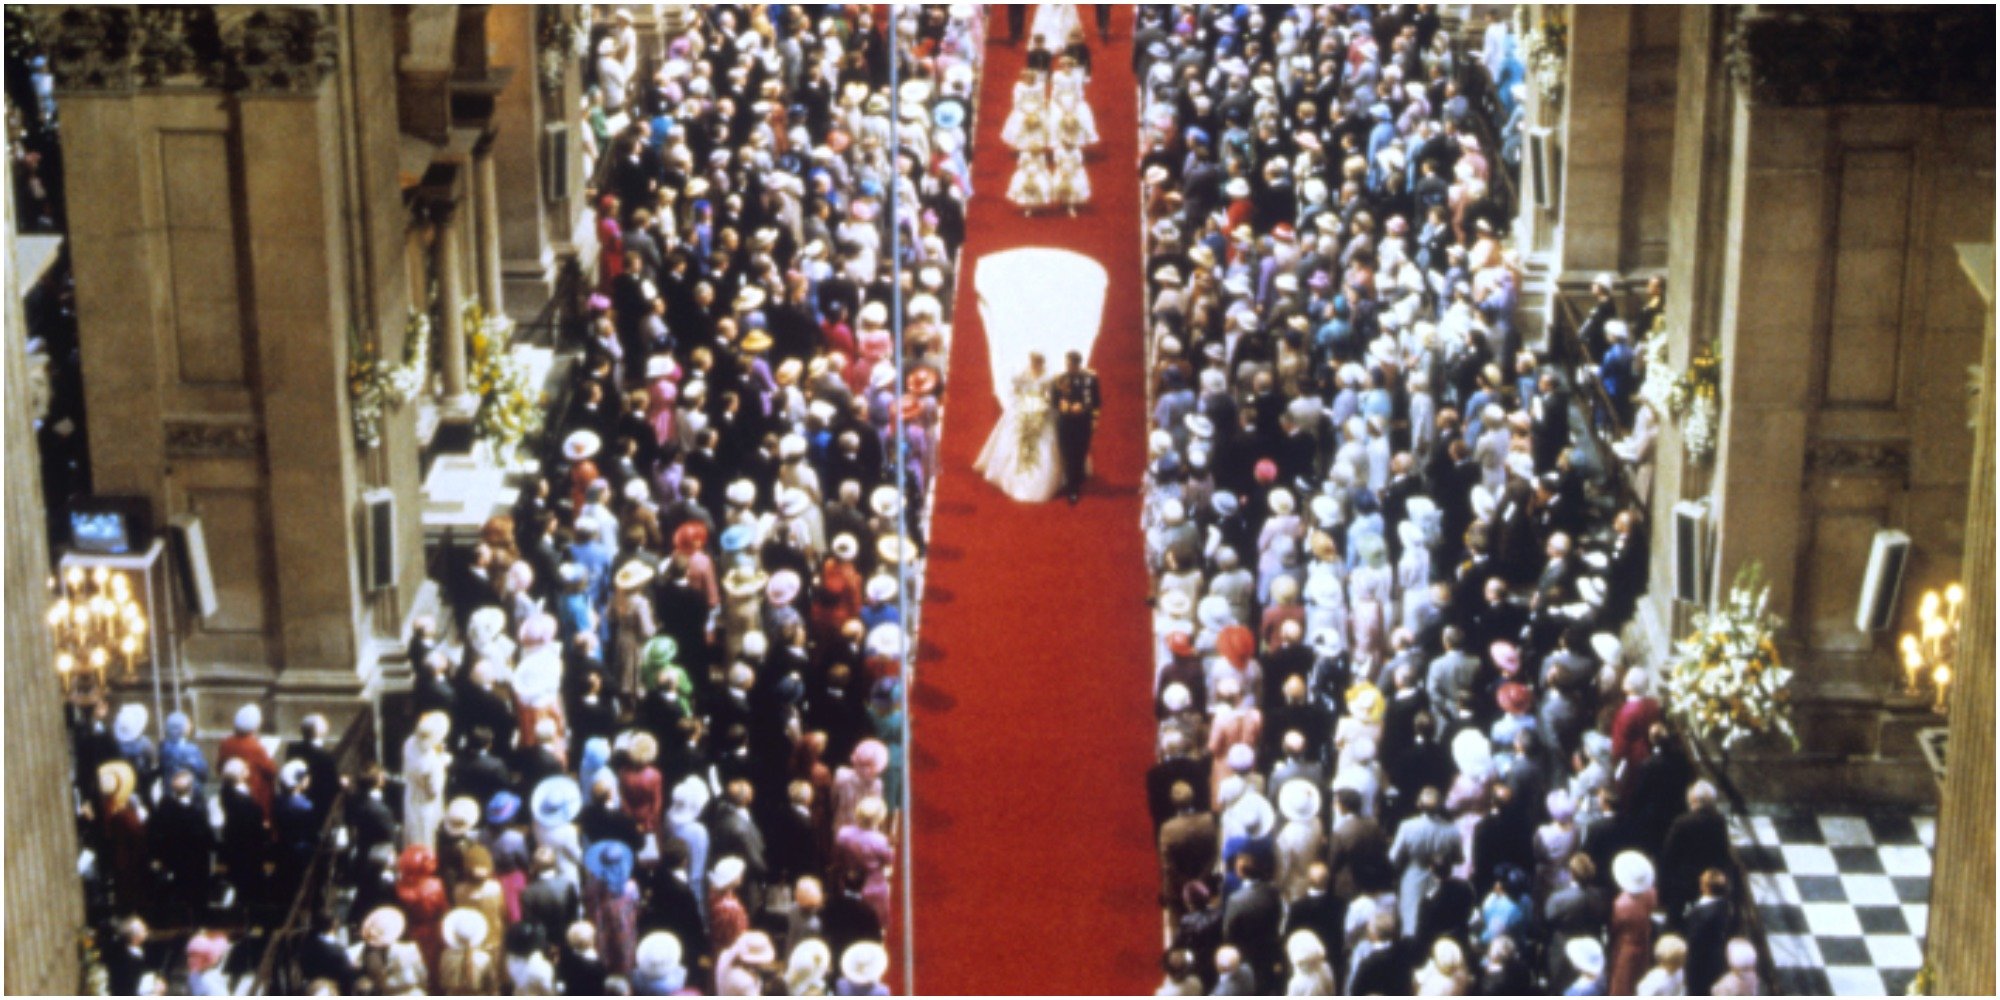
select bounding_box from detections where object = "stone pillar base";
[504,254,558,324]
[439,392,481,421]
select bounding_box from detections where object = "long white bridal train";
[971,247,1108,503]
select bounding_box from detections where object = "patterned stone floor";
[1733,809,1936,995]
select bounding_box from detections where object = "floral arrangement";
[1662,561,1798,751]
[1523,14,1568,105]
[347,310,432,449]
[1637,334,1722,464]
[535,6,585,96]
[466,302,543,457]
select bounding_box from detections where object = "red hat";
[673,521,709,554]
[1166,631,1197,659]
[906,368,939,396]
[1253,459,1278,485]
[1497,681,1532,715]
[1217,625,1256,670]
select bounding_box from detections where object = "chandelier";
[47,565,149,701]
[1898,583,1961,715]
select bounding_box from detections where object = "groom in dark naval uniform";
[1050,350,1102,505]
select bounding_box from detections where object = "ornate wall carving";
[1804,438,1912,478]
[1724,8,1995,108]
[164,419,263,459]
[24,4,335,95]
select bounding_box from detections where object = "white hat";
[841,942,889,985]
[870,485,902,519]
[1310,494,1340,528]
[712,855,747,889]
[1565,937,1605,978]
[280,759,310,790]
[669,776,710,825]
[779,434,808,459]
[1161,683,1192,712]
[1613,851,1656,894]
[831,534,859,560]
[865,574,898,603]
[114,703,149,743]
[637,932,684,978]
[1226,791,1276,837]
[1287,930,1327,966]
[1451,729,1492,775]
[563,430,602,462]
[726,480,757,506]
[234,703,262,733]
[1278,780,1322,823]
[443,908,489,949]
[1184,413,1215,439]
[1225,177,1251,199]
[1157,590,1193,619]
[1226,743,1257,773]
[1268,488,1296,516]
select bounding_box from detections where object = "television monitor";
[68,495,153,555]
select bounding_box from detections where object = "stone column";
[1555,4,1632,281]
[1928,245,1995,996]
[436,202,471,403]
[233,38,367,686]
[489,3,559,318]
[474,139,506,320]
[1639,5,1732,652]
[3,181,85,998]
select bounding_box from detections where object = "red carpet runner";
[911,9,1159,994]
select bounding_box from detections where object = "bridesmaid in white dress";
[1007,149,1054,213]
[975,352,1062,503]
[1000,69,1049,152]
[1050,58,1098,146]
[1050,144,1090,216]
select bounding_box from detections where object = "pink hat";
[1253,459,1278,485]
[767,570,802,606]
[186,932,229,974]
[1490,640,1521,675]
[850,739,889,778]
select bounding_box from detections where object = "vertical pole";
[888,10,915,994]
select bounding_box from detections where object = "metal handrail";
[248,710,378,995]
[1548,290,1648,518]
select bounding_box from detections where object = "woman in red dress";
[1607,851,1659,996]
[395,844,450,987]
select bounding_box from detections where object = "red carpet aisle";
[911,8,1159,994]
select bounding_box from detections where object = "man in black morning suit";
[1049,350,1103,505]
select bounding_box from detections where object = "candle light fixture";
[1897,582,1962,715]
[46,566,150,704]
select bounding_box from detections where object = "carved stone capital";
[219,6,336,95]
[24,4,335,95]
[1723,8,1994,108]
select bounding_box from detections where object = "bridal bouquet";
[1014,379,1049,472]
[1662,562,1798,751]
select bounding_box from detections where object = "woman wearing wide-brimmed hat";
[607,559,658,695]
[584,838,641,978]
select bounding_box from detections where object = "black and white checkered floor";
[1733,810,1936,995]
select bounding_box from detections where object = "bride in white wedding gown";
[975,352,1062,503]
